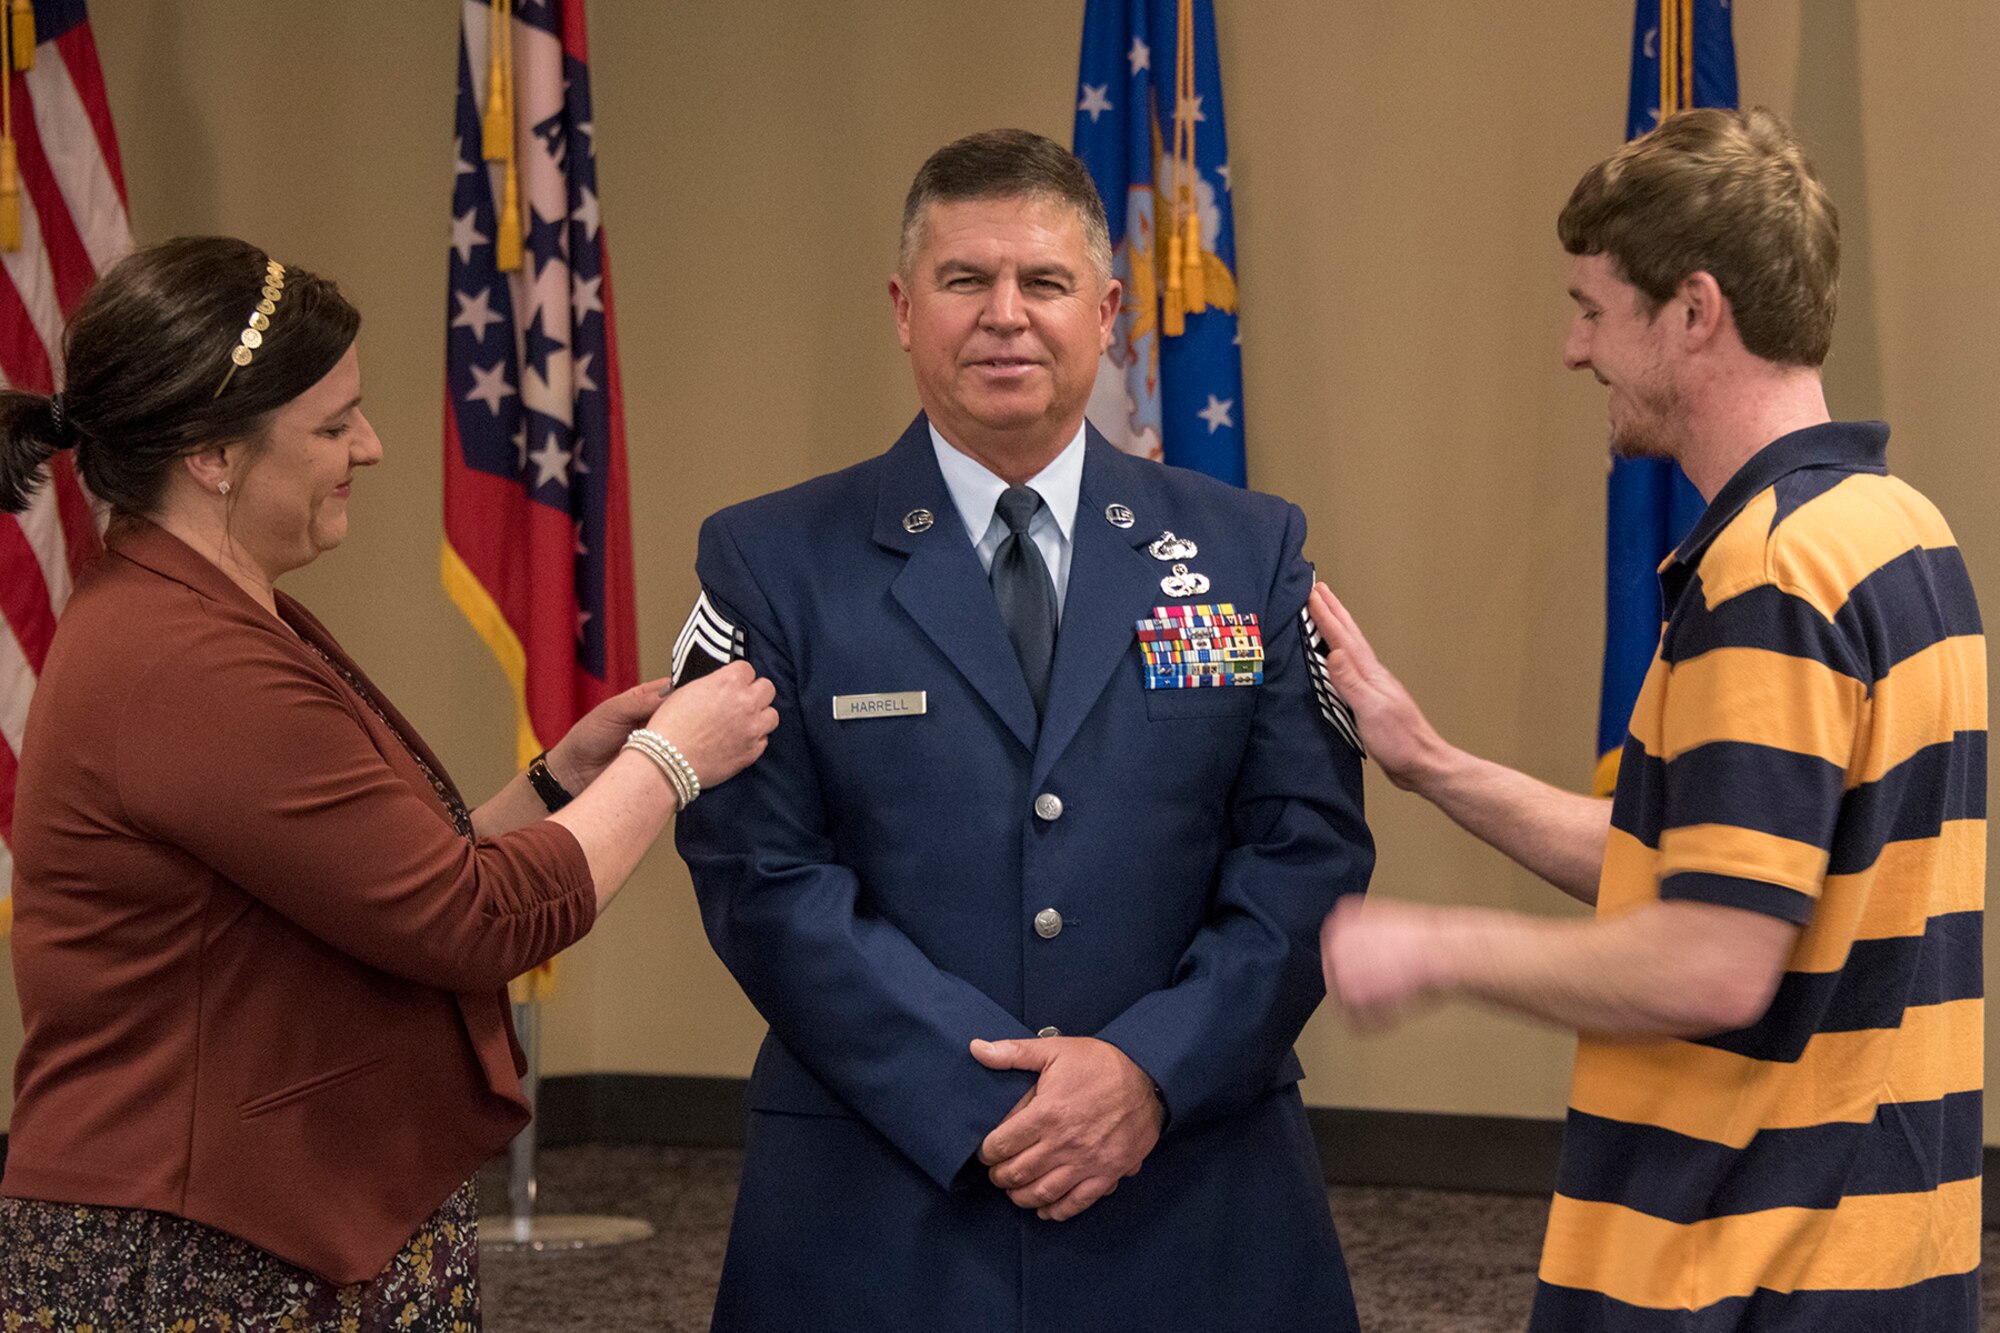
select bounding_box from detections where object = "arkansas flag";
[442,0,635,780]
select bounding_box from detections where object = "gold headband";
[213,259,286,398]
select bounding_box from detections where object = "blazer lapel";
[877,416,1040,753]
[1031,435,1161,788]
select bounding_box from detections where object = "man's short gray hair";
[898,129,1114,282]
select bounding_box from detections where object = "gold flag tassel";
[495,163,522,273]
[481,0,510,160]
[1160,0,1192,336]
[1658,0,1692,123]
[0,10,20,253]
[8,0,31,72]
[1162,224,1185,337]
[484,0,522,272]
[1176,0,1207,315]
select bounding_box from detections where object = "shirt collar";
[929,421,1085,544]
[1667,419,1890,575]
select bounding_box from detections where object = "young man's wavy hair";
[1559,106,1839,367]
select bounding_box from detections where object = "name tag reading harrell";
[832,691,928,721]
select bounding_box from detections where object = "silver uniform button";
[1037,1026,1062,1038]
[1034,793,1064,821]
[1034,908,1063,939]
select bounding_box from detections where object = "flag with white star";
[443,0,636,774]
[1594,0,1735,794]
[1073,0,1246,485]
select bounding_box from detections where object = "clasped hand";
[970,1035,1163,1222]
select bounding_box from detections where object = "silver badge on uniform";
[903,508,935,534]
[1160,563,1211,597]
[1104,503,1136,529]
[1148,530,1199,561]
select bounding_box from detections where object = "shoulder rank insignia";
[673,588,747,686]
[1300,605,1364,755]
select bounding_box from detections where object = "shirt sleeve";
[114,619,596,991]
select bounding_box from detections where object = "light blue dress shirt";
[928,422,1084,620]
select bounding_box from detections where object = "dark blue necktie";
[991,485,1058,716]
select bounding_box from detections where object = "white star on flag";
[529,432,573,489]
[1216,163,1232,191]
[1177,94,1205,124]
[1128,37,1150,74]
[451,208,489,264]
[573,352,599,395]
[1197,394,1235,433]
[1078,84,1113,122]
[572,186,601,242]
[451,287,505,342]
[454,137,476,177]
[465,361,516,416]
[572,272,604,319]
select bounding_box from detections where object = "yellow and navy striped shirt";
[1533,422,1986,1331]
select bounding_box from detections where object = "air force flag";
[1073,0,1246,486]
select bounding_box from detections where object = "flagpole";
[505,998,541,1239]
[453,0,647,1258]
[479,995,654,1255]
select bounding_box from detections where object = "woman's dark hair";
[0,235,360,516]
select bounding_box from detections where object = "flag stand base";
[477,998,654,1257]
[477,1212,653,1253]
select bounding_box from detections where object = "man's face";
[890,195,1119,467]
[1562,253,1686,461]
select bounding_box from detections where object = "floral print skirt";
[0,1180,479,1332]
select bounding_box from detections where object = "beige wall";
[4,1,1996,1141]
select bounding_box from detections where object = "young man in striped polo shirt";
[1313,106,1984,1330]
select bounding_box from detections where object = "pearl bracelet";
[622,732,691,810]
[624,727,701,810]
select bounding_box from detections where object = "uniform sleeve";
[675,514,1037,1192]
[1645,575,1869,924]
[115,623,596,992]
[1095,503,1375,1129]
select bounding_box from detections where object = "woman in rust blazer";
[0,238,776,1331]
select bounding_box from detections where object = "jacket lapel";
[877,415,1040,753]
[1031,434,1160,788]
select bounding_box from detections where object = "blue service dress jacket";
[675,416,1374,1332]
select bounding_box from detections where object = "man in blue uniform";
[674,129,1372,1332]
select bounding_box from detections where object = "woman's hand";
[544,675,680,791]
[644,661,778,790]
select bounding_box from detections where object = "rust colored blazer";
[3,520,596,1284]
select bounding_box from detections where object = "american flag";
[442,0,635,780]
[0,0,131,934]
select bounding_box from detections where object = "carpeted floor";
[477,1145,2000,1331]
